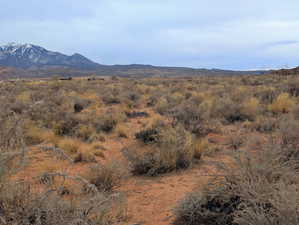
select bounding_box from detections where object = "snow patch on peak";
[5,42,22,46]
[0,43,43,55]
[24,44,33,48]
[2,43,34,49]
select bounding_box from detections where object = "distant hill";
[0,43,268,79]
[271,67,299,76]
[0,66,23,79]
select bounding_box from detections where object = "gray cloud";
[1,0,299,69]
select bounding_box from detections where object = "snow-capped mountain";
[0,43,100,69]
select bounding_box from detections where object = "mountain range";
[0,43,99,69]
[0,43,268,78]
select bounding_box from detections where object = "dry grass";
[193,138,220,157]
[86,161,126,192]
[57,138,82,155]
[125,124,196,176]
[174,142,299,225]
[2,74,299,224]
[269,93,296,114]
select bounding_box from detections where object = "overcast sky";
[1,0,299,70]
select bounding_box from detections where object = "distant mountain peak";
[0,43,99,69]
[3,42,24,47]
[2,42,35,50]
[71,53,87,58]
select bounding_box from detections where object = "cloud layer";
[1,0,299,69]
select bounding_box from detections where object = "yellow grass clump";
[242,97,260,118]
[193,138,219,157]
[57,138,82,155]
[25,123,60,146]
[16,91,32,102]
[116,124,129,138]
[269,93,296,113]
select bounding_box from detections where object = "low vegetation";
[1,73,299,224]
[174,137,299,225]
[125,124,196,176]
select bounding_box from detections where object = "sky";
[1,0,299,70]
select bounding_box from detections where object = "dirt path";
[119,161,219,225]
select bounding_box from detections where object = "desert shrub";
[174,189,240,225]
[213,97,251,123]
[147,95,158,107]
[74,124,96,142]
[233,184,299,225]
[188,93,205,105]
[23,120,59,146]
[26,100,59,127]
[291,104,299,120]
[123,90,141,107]
[268,93,296,114]
[171,103,205,135]
[135,128,159,144]
[277,118,299,163]
[37,131,60,146]
[125,111,149,118]
[94,115,118,133]
[278,118,299,147]
[27,93,74,131]
[0,114,25,152]
[126,125,195,176]
[168,92,186,105]
[191,122,215,138]
[0,111,26,181]
[102,94,121,105]
[284,80,299,97]
[116,124,129,138]
[227,130,244,151]
[73,152,96,163]
[155,97,173,115]
[57,138,81,155]
[0,181,126,225]
[193,138,220,158]
[87,161,125,192]
[255,88,277,104]
[53,113,79,136]
[230,87,251,103]
[9,100,28,114]
[73,98,91,113]
[174,143,299,225]
[0,183,77,225]
[241,97,260,120]
[248,116,278,133]
[135,119,166,143]
[24,125,45,145]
